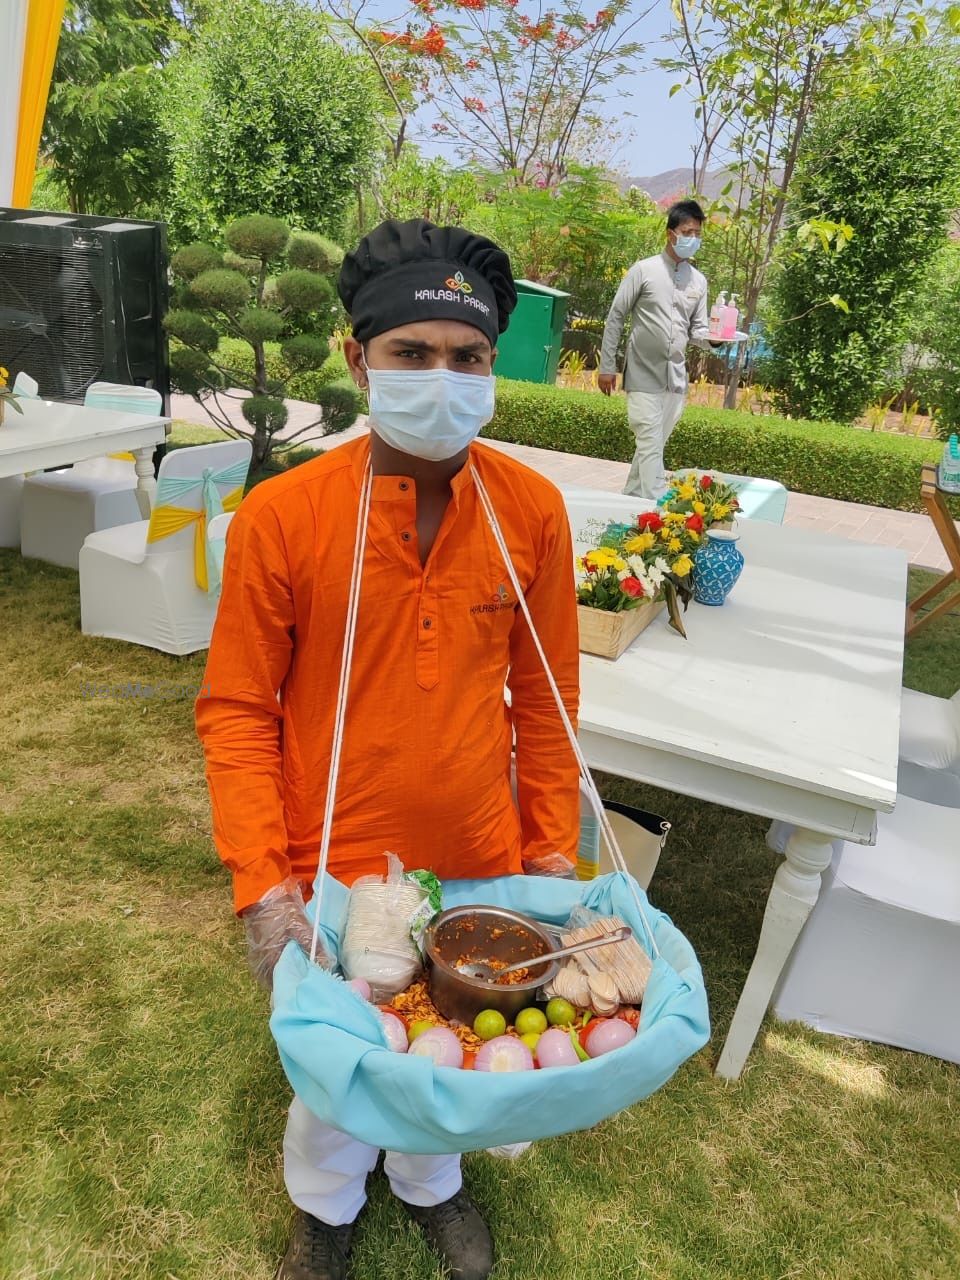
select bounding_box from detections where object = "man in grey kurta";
[599,200,716,499]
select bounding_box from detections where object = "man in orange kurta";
[196,220,580,1280]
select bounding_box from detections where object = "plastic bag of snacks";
[340,853,442,1001]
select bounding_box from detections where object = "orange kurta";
[196,436,581,913]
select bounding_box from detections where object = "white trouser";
[623,390,687,499]
[283,1096,463,1226]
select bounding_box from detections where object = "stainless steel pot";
[424,905,560,1025]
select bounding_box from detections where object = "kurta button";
[422,617,432,629]
[399,481,410,491]
[401,531,411,542]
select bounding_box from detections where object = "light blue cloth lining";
[271,871,710,1154]
[154,459,249,593]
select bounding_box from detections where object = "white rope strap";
[309,461,373,963]
[471,466,661,959]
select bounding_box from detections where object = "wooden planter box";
[577,600,666,659]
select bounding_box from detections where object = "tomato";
[461,1049,477,1070]
[620,1006,641,1031]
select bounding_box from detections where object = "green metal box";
[494,278,570,384]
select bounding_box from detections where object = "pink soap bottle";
[709,292,726,341]
[721,293,739,341]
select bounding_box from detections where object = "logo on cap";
[444,270,474,294]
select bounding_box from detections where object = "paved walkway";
[172,392,954,572]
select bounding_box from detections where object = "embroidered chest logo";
[470,583,512,615]
[444,270,473,294]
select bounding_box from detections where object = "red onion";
[535,1027,581,1068]
[408,1026,464,1069]
[379,1010,409,1053]
[474,1036,535,1074]
[346,977,371,1001]
[584,1017,636,1058]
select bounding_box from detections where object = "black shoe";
[275,1210,355,1280]
[404,1190,494,1280]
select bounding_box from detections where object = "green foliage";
[479,380,959,516]
[164,309,219,353]
[170,242,223,280]
[274,270,335,314]
[187,268,252,314]
[238,307,285,346]
[281,334,332,372]
[768,47,960,421]
[242,395,288,433]
[286,232,345,273]
[287,352,353,400]
[904,244,960,436]
[162,0,378,243]
[470,168,664,325]
[41,0,180,215]
[168,346,223,396]
[371,149,482,229]
[225,215,291,261]
[313,383,364,437]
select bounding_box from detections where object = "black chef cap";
[338,219,517,349]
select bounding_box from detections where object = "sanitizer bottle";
[709,292,726,341]
[721,293,739,342]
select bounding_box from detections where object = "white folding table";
[0,396,170,517]
[565,491,907,1078]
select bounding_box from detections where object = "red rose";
[685,514,704,533]
[636,511,663,532]
[700,475,713,489]
[621,576,645,598]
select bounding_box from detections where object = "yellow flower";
[713,503,730,520]
[658,526,671,540]
[664,511,686,525]
[688,530,700,543]
[584,547,626,572]
[667,536,682,554]
[624,531,656,554]
[693,500,706,516]
[677,483,696,501]
[672,554,693,577]
[0,366,8,388]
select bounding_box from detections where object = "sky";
[382,0,700,179]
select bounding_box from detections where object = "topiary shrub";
[165,215,357,474]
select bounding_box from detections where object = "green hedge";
[483,381,959,516]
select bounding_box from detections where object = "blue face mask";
[673,234,701,259]
[364,360,496,461]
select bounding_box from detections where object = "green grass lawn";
[0,555,958,1280]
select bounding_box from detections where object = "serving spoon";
[456,925,632,982]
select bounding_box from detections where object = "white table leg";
[133,446,157,519]
[715,826,834,1080]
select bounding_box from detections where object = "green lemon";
[408,1019,434,1042]
[473,1009,507,1041]
[514,1007,548,1037]
[520,1032,541,1053]
[545,997,576,1027]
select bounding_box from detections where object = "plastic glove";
[241,876,332,988]
[521,852,577,878]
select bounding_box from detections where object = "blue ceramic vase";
[692,528,745,606]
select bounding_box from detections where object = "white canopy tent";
[0,0,65,207]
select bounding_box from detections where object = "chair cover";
[79,439,251,654]
[271,870,709,1155]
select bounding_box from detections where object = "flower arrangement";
[0,366,24,425]
[658,472,741,529]
[576,509,699,641]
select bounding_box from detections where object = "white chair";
[772,793,960,1064]
[79,440,251,655]
[207,511,234,585]
[0,372,40,548]
[20,383,162,570]
[897,687,960,807]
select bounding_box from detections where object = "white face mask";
[364,361,495,461]
[672,233,701,259]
